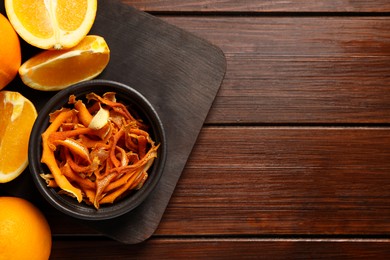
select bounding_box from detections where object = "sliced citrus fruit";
[0,13,21,90]
[19,35,110,91]
[5,0,97,50]
[0,91,37,183]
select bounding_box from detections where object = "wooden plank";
[47,127,390,236]
[158,16,390,124]
[155,127,390,235]
[51,238,390,258]
[124,0,390,13]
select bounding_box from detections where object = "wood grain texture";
[155,127,390,235]
[50,238,390,259]
[158,16,390,124]
[123,0,390,13]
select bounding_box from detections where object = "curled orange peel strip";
[88,105,109,130]
[72,99,93,127]
[41,109,83,202]
[53,138,91,163]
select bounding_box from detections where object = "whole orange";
[0,197,52,260]
[0,13,21,90]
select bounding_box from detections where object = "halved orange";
[19,35,110,91]
[5,0,97,50]
[0,91,37,183]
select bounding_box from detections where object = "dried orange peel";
[40,92,159,209]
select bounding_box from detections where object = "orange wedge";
[0,91,37,183]
[5,0,97,50]
[19,35,110,91]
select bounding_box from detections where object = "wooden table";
[40,0,390,258]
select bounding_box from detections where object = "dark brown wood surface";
[158,16,390,124]
[125,0,390,13]
[4,0,390,258]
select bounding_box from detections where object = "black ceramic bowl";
[28,79,166,220]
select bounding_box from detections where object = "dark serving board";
[0,0,226,243]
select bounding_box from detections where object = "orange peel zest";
[40,92,160,209]
[41,109,83,202]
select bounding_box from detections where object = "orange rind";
[0,14,21,90]
[40,92,159,209]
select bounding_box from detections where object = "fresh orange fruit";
[0,196,52,260]
[0,91,37,183]
[19,35,110,91]
[0,13,21,90]
[5,0,97,50]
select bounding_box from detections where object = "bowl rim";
[28,79,167,220]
